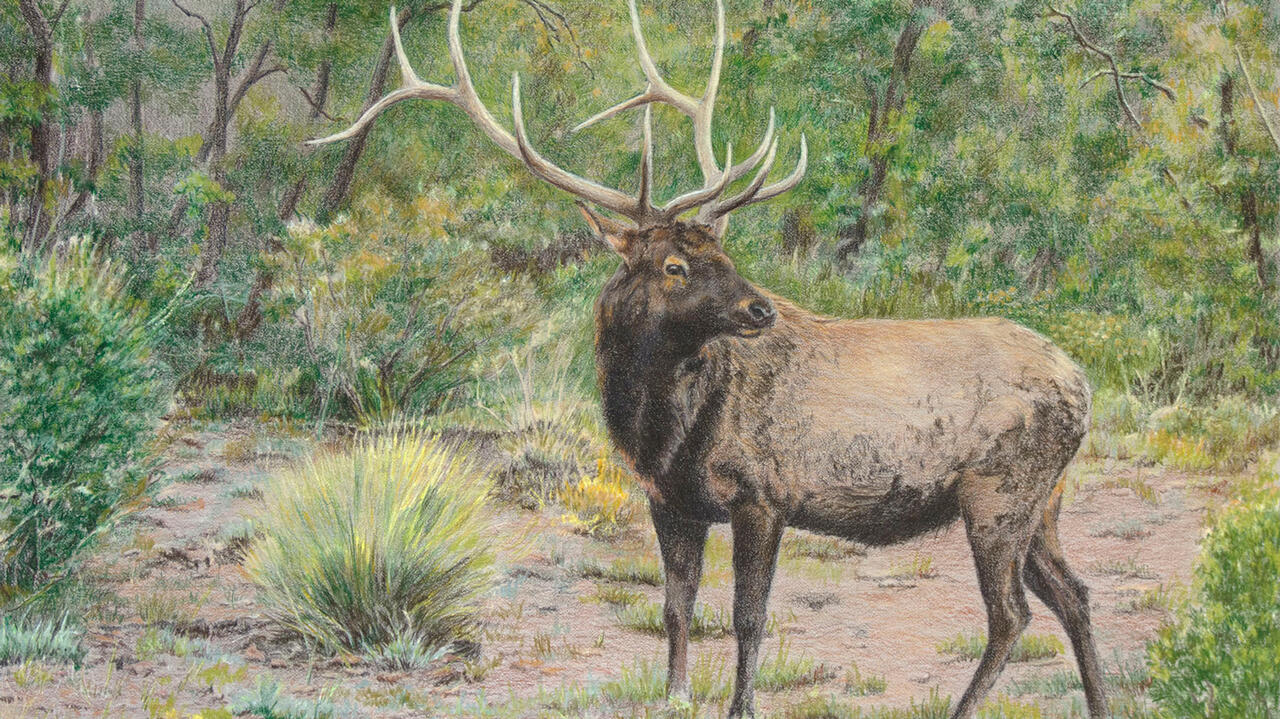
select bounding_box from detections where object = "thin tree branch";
[1079,68,1176,102]
[1233,46,1280,154]
[170,0,219,66]
[298,85,343,123]
[1048,6,1142,129]
[48,0,73,30]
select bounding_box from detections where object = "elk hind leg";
[650,501,709,699]
[1023,490,1108,717]
[951,475,1037,719]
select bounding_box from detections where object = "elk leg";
[951,481,1035,719]
[1023,498,1108,717]
[727,502,784,718]
[650,501,710,699]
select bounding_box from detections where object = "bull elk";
[311,1,1107,716]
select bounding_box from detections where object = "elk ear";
[577,202,633,260]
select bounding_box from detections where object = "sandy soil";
[0,420,1227,718]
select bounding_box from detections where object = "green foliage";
[264,197,536,423]
[0,615,85,667]
[230,677,348,719]
[1147,484,1280,718]
[0,239,165,589]
[244,428,498,657]
[1143,397,1280,473]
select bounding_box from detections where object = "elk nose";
[741,297,776,327]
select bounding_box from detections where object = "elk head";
[309,0,806,355]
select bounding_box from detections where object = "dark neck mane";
[595,290,729,481]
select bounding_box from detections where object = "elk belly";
[786,433,964,546]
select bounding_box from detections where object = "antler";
[310,1,657,222]
[310,0,806,232]
[573,0,807,232]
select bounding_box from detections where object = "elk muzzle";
[732,294,776,337]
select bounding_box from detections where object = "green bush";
[263,195,536,423]
[1147,484,1280,717]
[0,615,85,667]
[1143,396,1280,473]
[0,240,166,590]
[244,428,498,657]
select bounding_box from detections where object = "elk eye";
[664,258,688,277]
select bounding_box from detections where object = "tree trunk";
[835,0,943,263]
[194,68,233,288]
[129,0,152,258]
[17,0,54,251]
[235,3,339,342]
[317,7,414,224]
[1220,73,1271,290]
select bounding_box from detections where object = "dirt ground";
[0,419,1229,718]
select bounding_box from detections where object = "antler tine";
[390,4,421,86]
[724,132,807,212]
[638,105,654,215]
[625,0,699,116]
[511,73,645,220]
[704,0,724,105]
[661,142,732,219]
[704,136,777,221]
[726,107,776,183]
[308,5,456,146]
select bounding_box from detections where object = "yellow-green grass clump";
[244,430,498,660]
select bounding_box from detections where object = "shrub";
[0,239,165,589]
[479,324,601,508]
[264,195,536,423]
[559,451,638,538]
[244,429,498,657]
[1147,485,1280,718]
[0,615,85,667]
[1143,396,1280,472]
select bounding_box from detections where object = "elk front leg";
[650,501,710,699]
[728,502,784,718]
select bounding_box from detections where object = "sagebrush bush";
[0,240,165,589]
[244,429,498,656]
[1147,483,1280,718]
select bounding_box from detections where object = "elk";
[311,1,1107,717]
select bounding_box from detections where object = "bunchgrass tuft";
[600,655,729,705]
[843,663,888,696]
[614,599,731,639]
[244,429,498,658]
[780,530,865,562]
[978,694,1043,718]
[756,640,838,692]
[937,632,1063,663]
[784,688,951,718]
[368,632,450,670]
[230,677,348,719]
[559,450,638,538]
[0,616,85,667]
[576,555,663,585]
